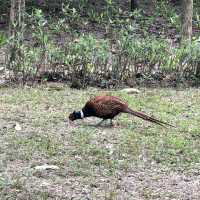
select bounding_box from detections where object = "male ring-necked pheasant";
[69,95,174,127]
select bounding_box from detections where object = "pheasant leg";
[110,119,114,126]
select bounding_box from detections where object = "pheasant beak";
[68,118,74,126]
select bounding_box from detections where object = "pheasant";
[69,95,174,127]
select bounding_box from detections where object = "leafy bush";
[113,31,172,79]
[64,34,109,85]
[3,2,200,86]
[177,40,200,77]
[0,32,7,47]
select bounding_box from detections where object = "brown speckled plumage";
[69,95,174,127]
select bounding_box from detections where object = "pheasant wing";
[89,96,126,118]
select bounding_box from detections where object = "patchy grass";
[1,85,200,199]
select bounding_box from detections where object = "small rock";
[70,78,83,89]
[121,88,140,94]
[46,82,65,91]
[40,180,51,187]
[15,123,22,131]
[34,164,60,171]
[0,79,8,88]
[125,78,136,87]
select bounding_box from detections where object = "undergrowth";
[1,0,200,86]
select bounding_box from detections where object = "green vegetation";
[1,86,200,198]
[0,1,200,199]
[0,0,199,86]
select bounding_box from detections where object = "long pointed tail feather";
[125,107,175,127]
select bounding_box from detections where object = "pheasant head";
[69,110,84,121]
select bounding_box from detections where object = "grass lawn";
[0,84,200,199]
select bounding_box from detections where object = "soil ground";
[1,84,200,199]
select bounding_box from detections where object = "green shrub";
[65,34,109,76]
[0,32,7,47]
[114,31,172,78]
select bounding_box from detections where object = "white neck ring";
[80,110,84,119]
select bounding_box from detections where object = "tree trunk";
[8,0,25,73]
[9,0,25,37]
[131,0,139,11]
[181,0,193,43]
[148,0,156,14]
